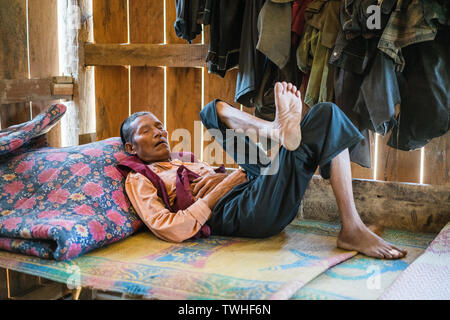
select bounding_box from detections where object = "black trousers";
[200,100,364,238]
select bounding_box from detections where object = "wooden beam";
[9,282,71,300]
[0,78,74,104]
[84,43,208,68]
[300,175,450,234]
[78,132,96,145]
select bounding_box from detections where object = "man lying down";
[118,81,407,260]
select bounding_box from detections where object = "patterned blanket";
[0,220,440,299]
[0,104,143,260]
[293,227,436,299]
[0,220,358,299]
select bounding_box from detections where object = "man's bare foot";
[272,82,303,151]
[337,223,408,259]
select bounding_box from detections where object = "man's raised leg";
[212,81,408,260]
[215,82,302,151]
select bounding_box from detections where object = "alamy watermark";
[170,121,281,176]
[366,4,382,30]
[66,264,81,290]
[366,265,382,290]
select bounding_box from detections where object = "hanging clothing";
[206,0,245,77]
[334,67,373,168]
[340,0,397,39]
[256,0,293,70]
[253,50,303,121]
[296,0,341,107]
[422,0,450,28]
[353,49,399,136]
[235,0,303,121]
[235,0,267,108]
[378,0,440,72]
[174,0,206,43]
[331,31,400,137]
[329,0,398,167]
[292,0,313,47]
[387,27,450,151]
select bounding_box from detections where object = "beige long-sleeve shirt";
[124,159,218,242]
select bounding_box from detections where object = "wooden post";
[28,0,62,147]
[77,0,96,144]
[72,287,82,300]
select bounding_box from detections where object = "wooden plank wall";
[0,0,30,128]
[92,1,449,181]
[77,0,96,145]
[0,0,64,299]
[28,0,61,147]
[165,0,202,160]
[0,0,61,147]
[93,0,129,141]
[129,0,164,122]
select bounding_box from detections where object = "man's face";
[125,114,171,163]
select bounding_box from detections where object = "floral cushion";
[0,105,143,260]
[0,104,66,156]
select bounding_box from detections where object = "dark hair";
[120,111,153,146]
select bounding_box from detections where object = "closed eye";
[139,125,150,134]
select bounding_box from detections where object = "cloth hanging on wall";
[174,0,205,43]
[174,0,450,164]
[253,49,303,121]
[297,0,341,108]
[388,27,450,151]
[236,0,303,122]
[328,0,397,167]
[256,0,293,70]
[378,0,442,73]
[206,0,245,77]
[235,0,267,108]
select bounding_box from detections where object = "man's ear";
[124,142,135,155]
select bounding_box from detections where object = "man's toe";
[380,248,394,259]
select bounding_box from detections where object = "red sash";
[117,152,225,239]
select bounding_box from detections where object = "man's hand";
[192,173,228,198]
[202,170,248,209]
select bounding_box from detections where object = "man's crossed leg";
[214,82,407,260]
